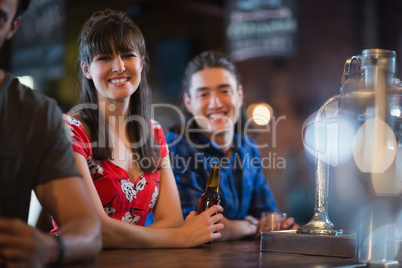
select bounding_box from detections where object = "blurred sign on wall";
[11,0,66,82]
[226,0,298,61]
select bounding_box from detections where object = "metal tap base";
[360,261,399,268]
[260,230,356,258]
[298,207,343,235]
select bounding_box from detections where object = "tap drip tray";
[260,230,356,258]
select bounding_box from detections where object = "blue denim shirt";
[166,131,279,220]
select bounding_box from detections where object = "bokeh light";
[358,224,399,261]
[247,103,273,126]
[352,118,397,174]
[355,202,400,262]
[303,110,356,167]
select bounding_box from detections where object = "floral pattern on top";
[120,179,137,202]
[103,196,116,216]
[151,119,161,129]
[122,208,142,224]
[87,156,104,175]
[63,114,168,226]
[149,186,159,209]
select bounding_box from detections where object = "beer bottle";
[197,164,221,214]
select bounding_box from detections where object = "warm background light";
[247,103,273,126]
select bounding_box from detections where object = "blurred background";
[1,0,401,227]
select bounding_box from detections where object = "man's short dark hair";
[15,0,31,18]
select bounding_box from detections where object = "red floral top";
[63,114,168,226]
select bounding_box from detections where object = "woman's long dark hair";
[170,50,249,134]
[76,9,159,172]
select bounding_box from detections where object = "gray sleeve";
[36,100,81,186]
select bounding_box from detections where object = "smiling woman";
[76,9,153,166]
[55,9,224,249]
[83,49,143,102]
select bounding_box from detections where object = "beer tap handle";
[342,56,362,85]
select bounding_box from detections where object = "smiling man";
[166,50,298,241]
[0,0,101,266]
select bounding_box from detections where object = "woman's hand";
[180,205,224,247]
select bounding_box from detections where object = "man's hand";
[255,217,300,238]
[0,218,59,268]
[280,217,299,230]
[216,215,260,241]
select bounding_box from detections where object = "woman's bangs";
[85,29,114,62]
[112,32,138,54]
[84,21,144,62]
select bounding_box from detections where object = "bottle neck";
[206,168,220,190]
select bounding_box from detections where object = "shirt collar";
[190,132,241,157]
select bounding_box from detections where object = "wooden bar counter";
[66,239,362,268]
